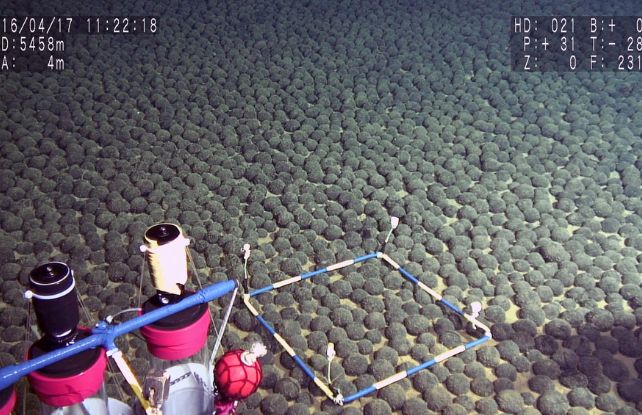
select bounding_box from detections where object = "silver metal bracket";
[143,369,171,409]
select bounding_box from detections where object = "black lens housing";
[145,223,180,246]
[29,262,79,346]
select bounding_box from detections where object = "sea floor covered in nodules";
[1,0,642,414]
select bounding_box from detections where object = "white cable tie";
[469,302,482,329]
[251,342,267,358]
[241,342,267,365]
[470,302,482,318]
[327,342,335,384]
[327,342,336,360]
[384,216,400,243]
[25,279,76,300]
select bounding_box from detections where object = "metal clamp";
[143,369,171,409]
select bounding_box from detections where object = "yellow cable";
[110,350,155,413]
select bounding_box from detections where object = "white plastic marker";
[243,243,251,283]
[469,302,482,329]
[384,216,400,243]
[241,342,268,365]
[326,342,336,384]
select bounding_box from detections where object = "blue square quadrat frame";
[242,251,492,405]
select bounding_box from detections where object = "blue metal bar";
[300,268,328,281]
[439,298,463,315]
[343,338,489,403]
[342,385,377,404]
[398,267,420,284]
[256,316,276,335]
[406,358,438,376]
[0,333,104,391]
[292,355,315,380]
[353,252,379,263]
[249,253,378,298]
[465,336,490,349]
[0,279,237,390]
[245,250,493,406]
[249,284,274,297]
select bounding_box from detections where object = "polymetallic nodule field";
[1,0,642,414]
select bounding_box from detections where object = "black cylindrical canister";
[29,262,79,346]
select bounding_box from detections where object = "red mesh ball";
[214,349,263,400]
